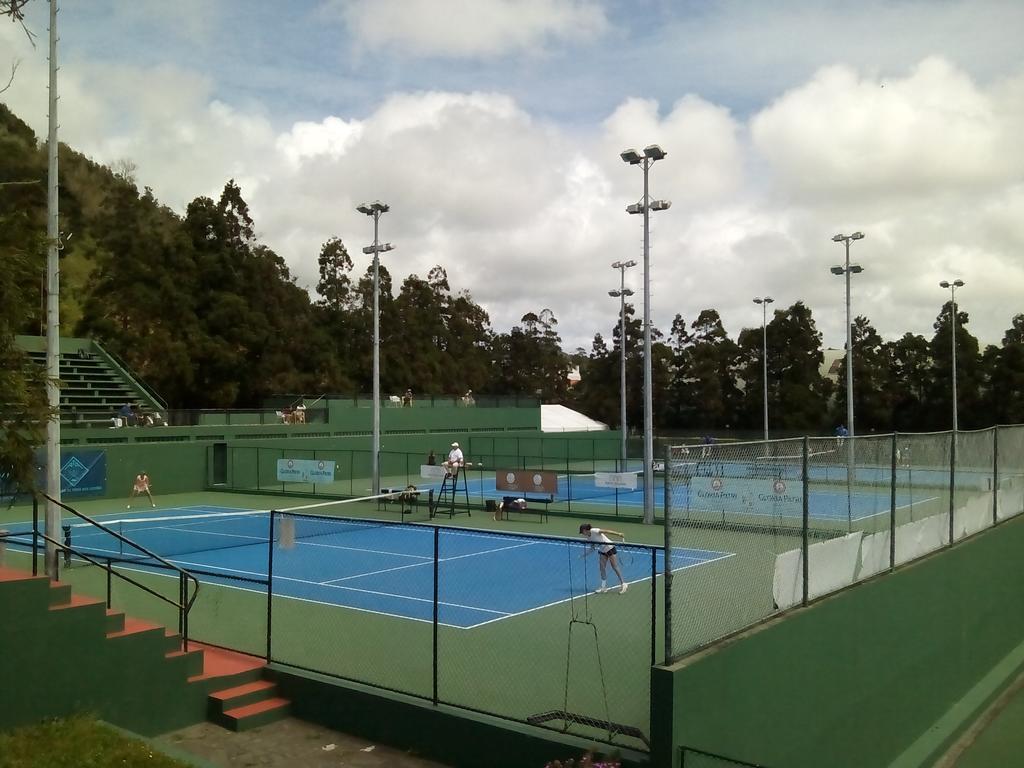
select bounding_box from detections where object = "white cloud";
[330,0,608,58]
[751,58,1024,196]
[3,8,1023,356]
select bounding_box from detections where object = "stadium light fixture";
[357,199,395,495]
[620,144,669,524]
[939,279,966,433]
[832,231,866,528]
[610,260,638,466]
[620,148,643,165]
[753,297,775,442]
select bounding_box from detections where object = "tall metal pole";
[618,281,628,465]
[641,158,654,525]
[610,261,635,467]
[940,280,965,433]
[761,302,769,442]
[950,286,959,434]
[45,0,62,576]
[844,238,854,443]
[358,201,393,496]
[621,146,668,524]
[371,210,380,495]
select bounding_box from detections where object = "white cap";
[451,442,459,447]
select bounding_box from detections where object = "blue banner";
[34,449,107,496]
[277,458,336,484]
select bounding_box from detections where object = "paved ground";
[936,668,1024,768]
[157,718,451,768]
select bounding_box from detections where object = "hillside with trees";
[3,102,1024,435]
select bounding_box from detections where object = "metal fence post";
[32,495,39,576]
[802,436,810,606]
[993,426,999,526]
[949,430,956,546]
[432,526,440,705]
[663,450,673,665]
[266,510,276,662]
[890,433,897,570]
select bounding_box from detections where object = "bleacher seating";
[21,343,160,427]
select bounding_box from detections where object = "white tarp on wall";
[772,532,863,610]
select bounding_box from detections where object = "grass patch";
[0,715,195,768]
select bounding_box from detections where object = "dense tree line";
[3,102,1024,438]
[0,104,569,409]
[574,299,1024,435]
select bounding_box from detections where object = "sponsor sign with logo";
[594,472,638,490]
[495,469,558,496]
[276,458,336,484]
[33,450,107,496]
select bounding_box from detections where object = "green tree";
[929,300,982,429]
[0,211,52,491]
[674,310,741,430]
[981,315,1024,424]
[831,316,893,432]
[492,309,569,401]
[884,333,933,431]
[769,302,831,431]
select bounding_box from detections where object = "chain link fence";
[266,513,658,751]
[665,426,1024,662]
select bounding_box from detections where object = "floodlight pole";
[621,146,670,524]
[940,280,965,433]
[358,201,394,496]
[753,297,774,443]
[610,260,636,467]
[44,0,62,575]
[831,232,865,530]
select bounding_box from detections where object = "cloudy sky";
[3,0,1023,353]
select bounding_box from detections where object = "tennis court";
[424,470,933,524]
[4,503,730,629]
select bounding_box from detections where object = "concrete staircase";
[0,566,289,734]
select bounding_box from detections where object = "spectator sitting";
[294,404,307,424]
[118,402,134,427]
[403,389,413,407]
[461,389,475,406]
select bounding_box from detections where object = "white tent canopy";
[541,404,608,433]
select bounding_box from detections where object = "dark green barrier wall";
[55,429,620,501]
[652,515,1024,768]
[268,668,644,768]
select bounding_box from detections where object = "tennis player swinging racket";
[579,523,628,594]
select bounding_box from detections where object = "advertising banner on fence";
[277,458,336,484]
[495,469,558,496]
[594,472,638,490]
[32,449,107,497]
[420,464,447,480]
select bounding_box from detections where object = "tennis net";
[65,491,416,561]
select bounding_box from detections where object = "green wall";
[268,668,645,768]
[0,577,209,736]
[652,514,1024,768]
[53,429,620,502]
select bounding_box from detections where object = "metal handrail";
[94,343,168,409]
[35,493,200,648]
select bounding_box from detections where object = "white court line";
[320,539,538,585]
[51,530,732,630]
[464,550,736,629]
[848,496,940,522]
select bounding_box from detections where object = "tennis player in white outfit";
[579,523,628,594]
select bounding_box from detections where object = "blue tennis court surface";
[6,506,732,629]
[443,475,934,523]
